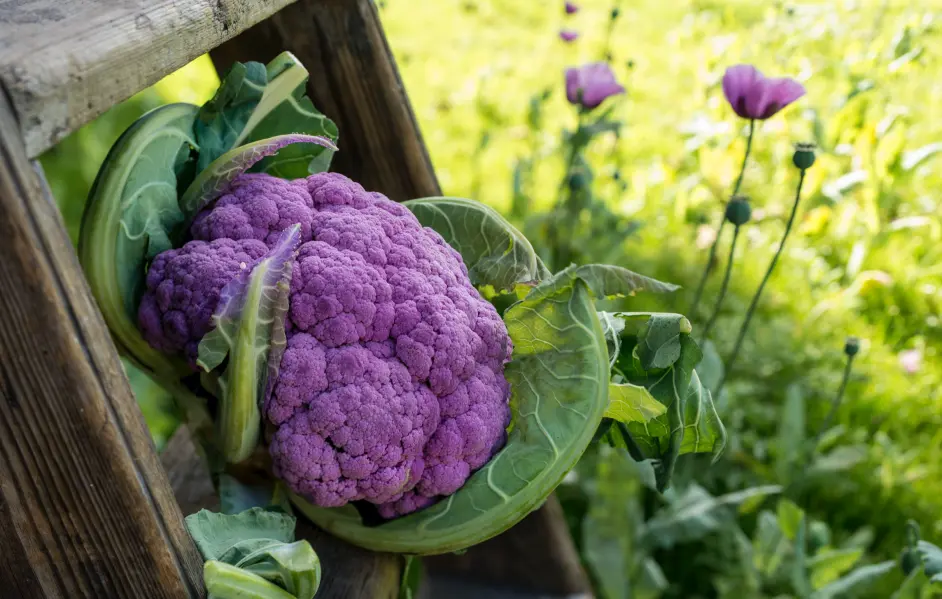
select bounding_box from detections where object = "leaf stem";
[717,168,807,393]
[700,225,740,342]
[616,421,646,462]
[689,119,755,316]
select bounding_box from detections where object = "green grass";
[381,0,942,545]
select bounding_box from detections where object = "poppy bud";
[725,196,751,226]
[793,142,816,170]
[900,548,920,575]
[844,336,860,357]
[568,171,588,190]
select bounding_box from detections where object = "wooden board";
[211,2,592,595]
[160,428,401,599]
[0,87,204,598]
[0,0,299,159]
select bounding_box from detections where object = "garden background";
[39,0,942,597]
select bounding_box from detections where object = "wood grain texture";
[160,428,401,599]
[212,2,591,594]
[0,0,299,158]
[210,0,440,202]
[423,497,593,597]
[0,88,204,598]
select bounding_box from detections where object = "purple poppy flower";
[722,64,806,120]
[565,1,579,14]
[565,62,625,109]
[559,29,578,42]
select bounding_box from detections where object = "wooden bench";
[0,1,592,597]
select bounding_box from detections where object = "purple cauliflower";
[139,172,513,518]
[138,238,269,364]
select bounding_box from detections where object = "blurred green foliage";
[40,0,942,595]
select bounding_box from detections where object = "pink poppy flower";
[565,62,625,109]
[722,64,806,120]
[559,29,578,42]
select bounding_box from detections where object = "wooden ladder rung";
[0,0,298,159]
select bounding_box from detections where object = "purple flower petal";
[564,1,579,14]
[760,78,806,118]
[722,63,805,120]
[722,64,762,119]
[565,62,625,109]
[559,29,578,42]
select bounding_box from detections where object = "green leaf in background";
[196,52,339,177]
[810,560,895,598]
[197,225,300,464]
[186,508,320,599]
[237,541,320,599]
[292,269,609,554]
[793,515,812,599]
[777,499,805,541]
[404,196,546,290]
[605,383,667,424]
[78,103,198,381]
[399,556,424,599]
[186,508,296,562]
[180,134,337,220]
[696,339,724,393]
[605,313,724,490]
[642,484,781,550]
[916,540,942,583]
[582,447,647,599]
[204,561,297,599]
[528,263,680,303]
[807,548,864,590]
[892,569,926,599]
[677,371,726,459]
[776,383,807,484]
[753,510,790,578]
[598,311,626,368]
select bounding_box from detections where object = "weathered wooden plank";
[211,2,592,595]
[0,0,299,159]
[160,428,401,599]
[210,0,440,202]
[423,496,593,597]
[0,88,204,598]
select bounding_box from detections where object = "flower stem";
[689,119,755,316]
[550,111,588,269]
[717,168,807,393]
[700,225,741,342]
[812,353,855,447]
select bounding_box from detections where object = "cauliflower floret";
[142,172,513,517]
[191,173,315,245]
[138,238,269,364]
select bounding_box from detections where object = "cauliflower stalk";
[79,53,726,559]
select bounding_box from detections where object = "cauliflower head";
[140,172,513,517]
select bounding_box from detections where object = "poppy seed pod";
[844,336,860,357]
[793,142,816,170]
[568,171,588,191]
[725,196,752,226]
